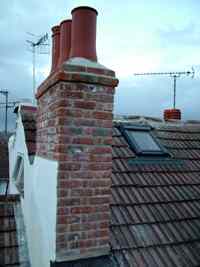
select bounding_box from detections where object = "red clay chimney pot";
[51,25,60,73]
[164,109,181,121]
[58,19,72,68]
[70,6,98,61]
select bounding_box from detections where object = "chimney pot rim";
[51,25,60,33]
[60,19,72,26]
[71,6,98,15]
[164,108,181,113]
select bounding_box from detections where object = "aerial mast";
[134,68,195,109]
[26,33,49,101]
[0,90,19,134]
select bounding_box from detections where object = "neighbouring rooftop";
[0,133,9,180]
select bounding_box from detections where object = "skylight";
[127,130,161,152]
[120,125,168,156]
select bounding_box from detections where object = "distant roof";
[20,106,37,163]
[0,133,9,179]
[0,197,21,265]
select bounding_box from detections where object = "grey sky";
[0,0,200,131]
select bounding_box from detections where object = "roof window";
[120,125,168,156]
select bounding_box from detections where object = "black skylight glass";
[127,130,161,152]
[120,125,168,156]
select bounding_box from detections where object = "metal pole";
[27,33,49,103]
[33,45,36,98]
[5,91,8,135]
[0,90,8,134]
[173,75,176,109]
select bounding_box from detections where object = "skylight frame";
[120,125,169,156]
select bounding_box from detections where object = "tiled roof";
[20,111,200,266]
[20,106,37,161]
[111,121,200,267]
[0,197,20,266]
[51,255,117,267]
[0,133,9,179]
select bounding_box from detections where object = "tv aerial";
[134,67,195,109]
[26,32,49,101]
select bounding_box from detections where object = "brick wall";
[36,65,118,261]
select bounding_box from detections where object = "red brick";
[59,180,83,188]
[64,91,84,99]
[90,146,112,154]
[59,162,81,171]
[93,111,113,120]
[72,137,94,145]
[74,100,96,110]
[94,188,111,196]
[87,162,112,171]
[53,153,68,161]
[103,137,113,145]
[57,215,67,224]
[58,189,68,197]
[56,234,65,243]
[89,197,110,205]
[57,207,70,215]
[69,224,81,232]
[90,154,112,162]
[71,206,95,214]
[80,239,98,248]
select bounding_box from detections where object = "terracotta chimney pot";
[70,6,98,61]
[50,25,60,73]
[58,19,72,67]
[164,109,181,120]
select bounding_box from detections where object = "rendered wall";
[24,156,57,267]
[8,108,58,267]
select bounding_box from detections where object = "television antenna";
[134,67,195,109]
[26,32,49,100]
[0,90,19,134]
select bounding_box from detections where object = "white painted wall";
[8,111,28,195]
[23,156,57,267]
[8,104,58,267]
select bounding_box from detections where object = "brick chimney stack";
[36,6,118,264]
[164,109,181,121]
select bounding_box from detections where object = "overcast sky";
[0,0,200,131]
